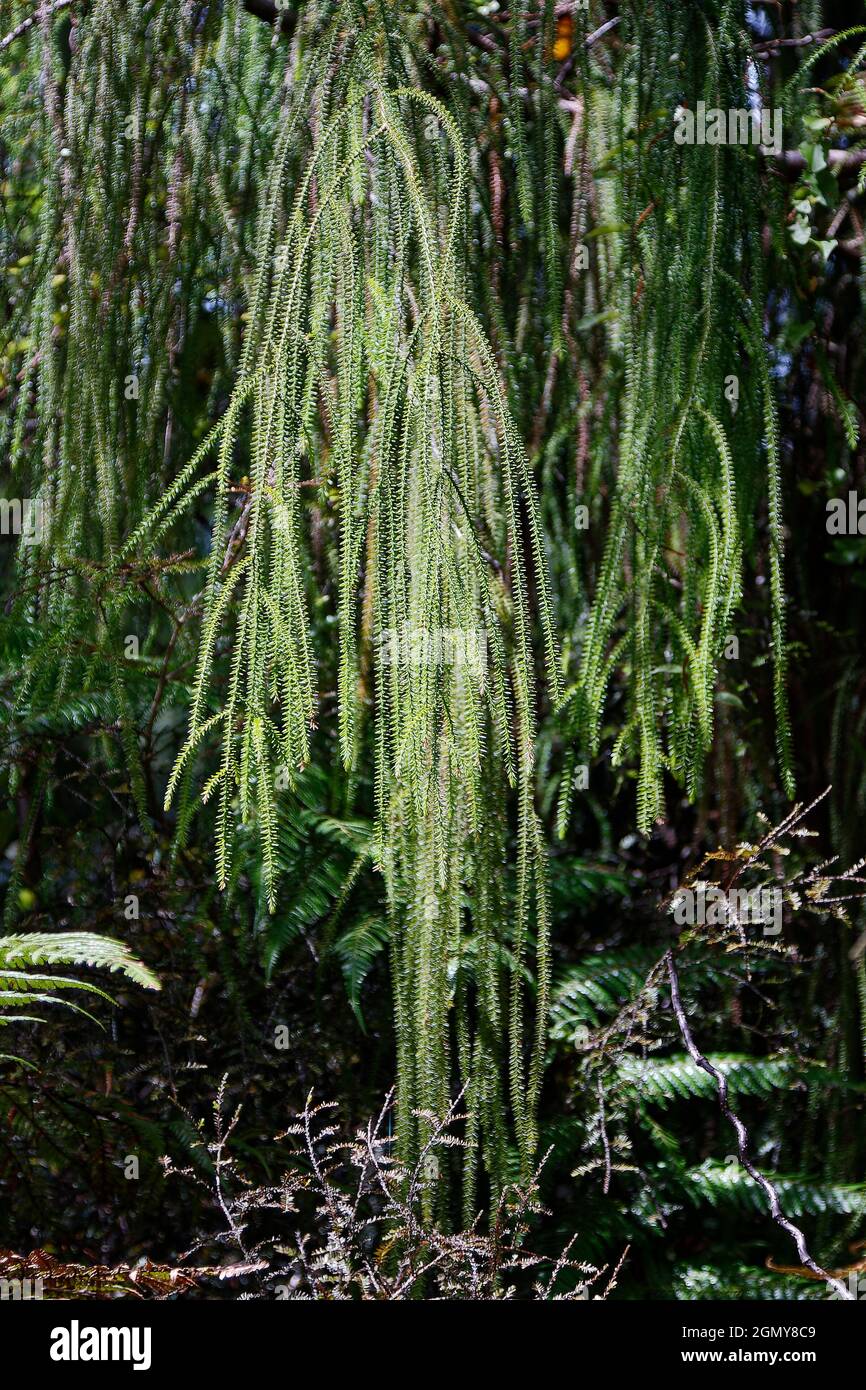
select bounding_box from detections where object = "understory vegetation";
[1,0,865,1300]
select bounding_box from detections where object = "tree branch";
[665,949,854,1301]
[0,0,74,52]
[753,28,836,55]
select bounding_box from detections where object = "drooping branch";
[665,950,854,1301]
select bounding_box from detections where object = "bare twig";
[753,29,836,55]
[0,0,75,51]
[584,17,621,49]
[597,1076,612,1195]
[665,949,853,1301]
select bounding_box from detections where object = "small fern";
[617,1053,795,1110]
[0,932,160,1061]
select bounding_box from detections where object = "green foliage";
[555,2,797,834]
[115,2,561,1192]
[0,930,159,1060]
[615,1054,795,1110]
[1,0,865,1300]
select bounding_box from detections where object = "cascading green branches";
[2,0,283,888]
[127,6,560,1203]
[557,1,796,837]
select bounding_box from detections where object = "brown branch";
[585,17,621,49]
[0,0,74,51]
[753,28,836,55]
[665,950,854,1300]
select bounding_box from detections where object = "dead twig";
[665,948,853,1301]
